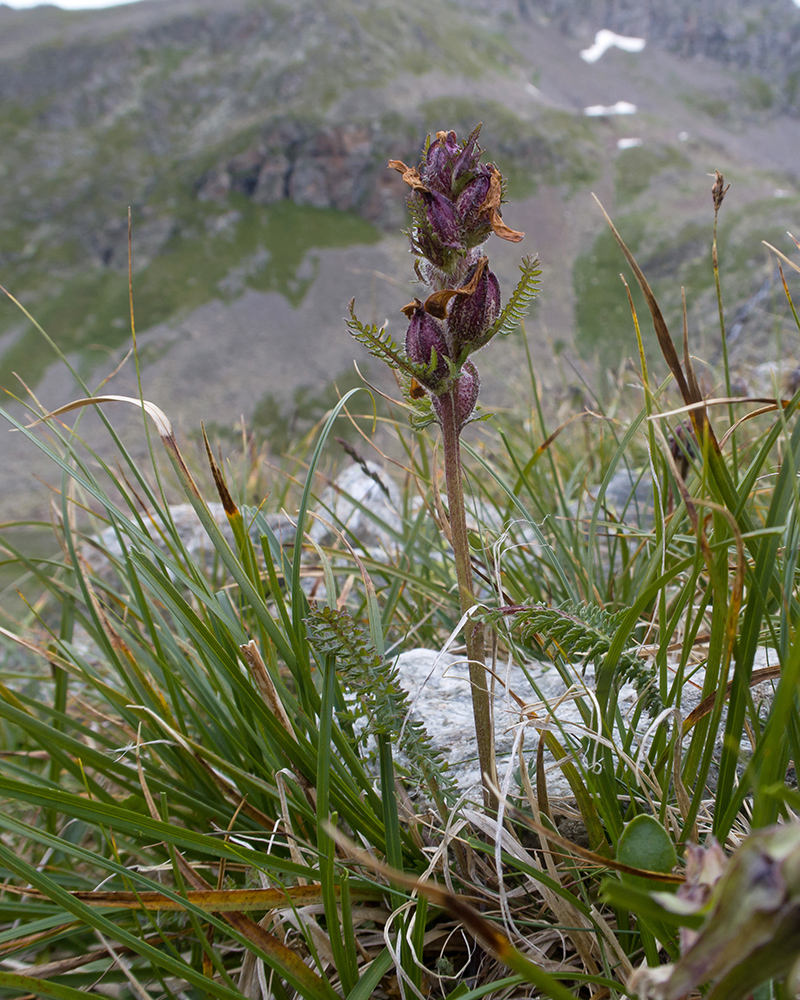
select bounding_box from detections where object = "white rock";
[83,502,294,577]
[310,462,402,556]
[394,648,591,804]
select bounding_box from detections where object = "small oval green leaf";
[617,814,677,876]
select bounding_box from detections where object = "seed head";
[710,170,730,212]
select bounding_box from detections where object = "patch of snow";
[525,82,543,98]
[617,138,642,150]
[580,30,646,63]
[774,188,791,198]
[678,131,690,142]
[584,101,637,117]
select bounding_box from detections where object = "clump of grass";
[0,135,799,1000]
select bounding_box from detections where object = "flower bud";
[409,190,462,270]
[450,129,482,194]
[423,130,459,194]
[404,303,451,390]
[447,261,501,359]
[455,360,480,426]
[454,167,493,247]
[424,190,460,247]
[432,361,481,429]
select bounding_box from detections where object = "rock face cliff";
[477,0,800,113]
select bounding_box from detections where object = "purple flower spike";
[448,261,501,359]
[404,302,451,390]
[423,130,459,194]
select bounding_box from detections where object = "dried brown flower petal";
[478,167,524,243]
[388,159,429,193]
[422,257,489,319]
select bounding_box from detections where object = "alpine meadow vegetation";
[0,124,799,1000]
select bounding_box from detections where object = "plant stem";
[713,208,738,478]
[438,388,499,811]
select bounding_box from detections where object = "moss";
[573,215,650,361]
[681,91,731,123]
[157,46,189,77]
[784,71,800,109]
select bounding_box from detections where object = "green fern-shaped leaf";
[305,606,455,796]
[397,371,438,430]
[345,300,410,373]
[490,601,662,715]
[487,254,542,339]
[346,300,455,390]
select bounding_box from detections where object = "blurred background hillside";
[0,0,799,518]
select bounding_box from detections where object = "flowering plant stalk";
[348,124,540,808]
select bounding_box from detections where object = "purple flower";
[454,167,493,247]
[447,261,501,359]
[422,130,459,194]
[432,361,481,429]
[424,190,461,247]
[409,190,462,270]
[450,129,483,194]
[454,360,481,426]
[404,302,451,390]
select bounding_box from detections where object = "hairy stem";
[438,389,498,811]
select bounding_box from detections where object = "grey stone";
[310,461,402,557]
[83,501,294,577]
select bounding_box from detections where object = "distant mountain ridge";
[0,0,798,520]
[470,0,800,111]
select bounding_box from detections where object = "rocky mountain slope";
[0,0,798,518]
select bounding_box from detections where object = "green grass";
[1,173,800,1000]
[573,193,800,364]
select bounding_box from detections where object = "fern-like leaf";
[487,254,542,339]
[489,601,662,715]
[305,606,455,796]
[347,300,454,389]
[397,371,438,429]
[346,300,409,373]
